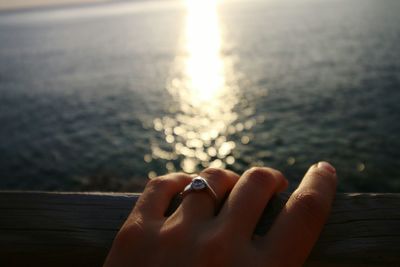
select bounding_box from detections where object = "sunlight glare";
[185,0,224,103]
[150,0,250,173]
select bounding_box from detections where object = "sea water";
[0,0,399,192]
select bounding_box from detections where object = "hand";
[104,162,337,267]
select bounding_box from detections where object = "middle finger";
[217,167,288,239]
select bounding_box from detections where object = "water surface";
[0,0,400,192]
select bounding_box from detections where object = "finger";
[171,168,239,223]
[132,173,192,220]
[218,167,288,239]
[259,162,337,266]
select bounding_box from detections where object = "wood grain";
[0,191,399,266]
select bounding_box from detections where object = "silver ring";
[181,176,218,208]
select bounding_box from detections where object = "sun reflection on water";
[185,0,224,104]
[149,0,255,175]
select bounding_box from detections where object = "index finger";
[258,162,337,266]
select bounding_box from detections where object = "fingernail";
[317,161,336,174]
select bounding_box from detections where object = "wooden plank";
[0,192,399,266]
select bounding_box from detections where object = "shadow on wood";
[0,191,399,266]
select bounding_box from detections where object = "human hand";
[104,162,337,267]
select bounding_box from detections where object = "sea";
[0,0,399,192]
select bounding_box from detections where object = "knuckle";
[246,167,276,187]
[147,172,192,191]
[166,172,192,180]
[202,168,227,179]
[146,177,169,190]
[291,190,328,226]
[179,172,193,179]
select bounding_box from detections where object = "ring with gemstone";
[180,176,218,209]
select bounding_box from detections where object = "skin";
[104,161,337,267]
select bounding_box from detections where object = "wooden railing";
[1,191,399,266]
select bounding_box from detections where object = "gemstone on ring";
[180,176,218,213]
[191,177,207,190]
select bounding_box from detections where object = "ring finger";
[170,168,239,223]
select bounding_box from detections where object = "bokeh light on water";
[147,0,256,176]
